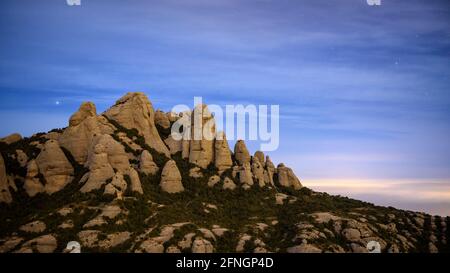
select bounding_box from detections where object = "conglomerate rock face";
[214,132,233,174]
[103,92,170,157]
[1,92,444,254]
[59,102,115,164]
[0,153,12,203]
[35,140,74,195]
[160,160,184,193]
[188,104,215,169]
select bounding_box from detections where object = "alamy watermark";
[366,240,381,253]
[169,97,280,152]
[367,0,381,6]
[66,0,81,6]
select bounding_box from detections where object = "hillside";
[0,92,448,253]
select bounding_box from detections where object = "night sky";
[0,0,449,215]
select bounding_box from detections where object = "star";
[55,101,61,105]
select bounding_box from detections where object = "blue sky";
[0,0,449,214]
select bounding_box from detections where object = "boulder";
[83,205,124,228]
[139,150,159,175]
[166,245,181,253]
[78,230,100,248]
[81,140,115,193]
[214,132,233,173]
[36,140,74,194]
[189,167,203,178]
[59,102,115,164]
[94,134,130,172]
[275,193,288,205]
[82,134,141,193]
[24,160,44,197]
[342,228,361,242]
[287,243,322,253]
[234,140,250,165]
[104,171,127,195]
[164,136,182,155]
[189,104,215,169]
[128,167,143,194]
[104,92,170,157]
[263,170,274,186]
[236,234,252,252]
[266,156,276,173]
[254,151,265,166]
[191,237,214,253]
[180,111,192,159]
[0,153,12,203]
[277,163,302,190]
[251,157,265,187]
[19,221,46,233]
[263,156,276,185]
[351,243,369,253]
[155,110,171,129]
[178,233,196,250]
[20,235,57,253]
[223,177,236,190]
[98,232,131,250]
[69,102,97,126]
[238,162,253,187]
[311,212,342,224]
[137,239,164,253]
[207,175,220,187]
[0,237,23,253]
[0,133,22,145]
[16,150,28,167]
[160,160,184,193]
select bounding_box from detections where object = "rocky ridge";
[0,92,448,253]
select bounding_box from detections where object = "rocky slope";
[0,92,448,253]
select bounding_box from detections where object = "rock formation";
[24,160,44,197]
[69,102,97,126]
[139,150,159,175]
[0,153,12,203]
[254,151,265,166]
[277,163,302,190]
[264,156,276,185]
[251,157,265,187]
[166,112,179,123]
[59,102,115,164]
[238,162,254,188]
[155,110,171,129]
[104,172,127,196]
[234,140,250,166]
[1,93,440,254]
[103,92,170,157]
[35,140,74,194]
[164,136,182,155]
[214,132,233,173]
[81,138,115,193]
[188,104,215,169]
[222,177,237,190]
[160,160,184,193]
[0,133,22,145]
[15,150,28,167]
[81,134,142,194]
[128,167,143,194]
